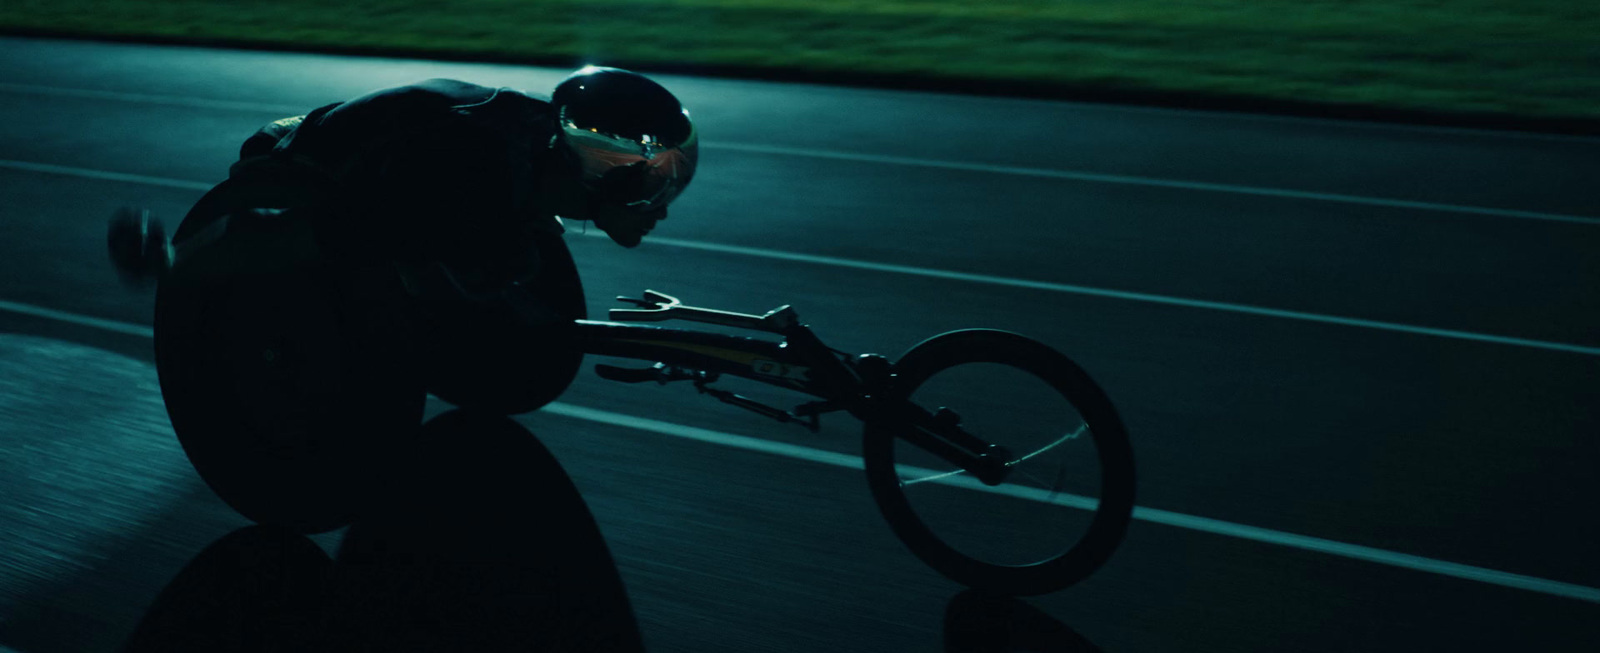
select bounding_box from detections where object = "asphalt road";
[1,36,1598,651]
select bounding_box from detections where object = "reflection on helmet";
[553,66,697,211]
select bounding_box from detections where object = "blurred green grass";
[2,0,1595,121]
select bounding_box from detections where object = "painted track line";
[3,81,1597,226]
[0,81,306,114]
[2,298,1598,605]
[631,234,1600,358]
[707,143,1600,227]
[0,159,213,191]
[0,298,155,338]
[544,402,1600,605]
[7,155,1596,357]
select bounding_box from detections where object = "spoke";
[898,466,968,487]
[899,422,1088,489]
[1007,422,1088,466]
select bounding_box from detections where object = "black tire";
[154,179,425,534]
[862,329,1135,596]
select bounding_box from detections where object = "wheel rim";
[864,330,1135,595]
[889,361,1105,567]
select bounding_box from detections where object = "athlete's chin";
[606,228,646,248]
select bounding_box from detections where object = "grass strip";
[2,0,1595,126]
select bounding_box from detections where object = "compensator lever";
[693,384,824,433]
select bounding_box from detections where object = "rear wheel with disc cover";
[155,178,425,533]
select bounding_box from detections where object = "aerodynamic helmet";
[551,66,697,212]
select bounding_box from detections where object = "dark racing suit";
[221,78,588,414]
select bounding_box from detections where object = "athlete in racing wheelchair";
[113,65,697,413]
[108,66,697,531]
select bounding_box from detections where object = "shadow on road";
[121,409,643,652]
[944,590,1102,653]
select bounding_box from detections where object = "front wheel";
[862,329,1135,596]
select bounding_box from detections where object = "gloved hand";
[108,207,172,285]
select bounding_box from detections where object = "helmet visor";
[562,120,696,211]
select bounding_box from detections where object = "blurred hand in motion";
[108,207,170,285]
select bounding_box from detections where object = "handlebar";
[609,290,801,334]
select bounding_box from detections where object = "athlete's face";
[539,174,664,248]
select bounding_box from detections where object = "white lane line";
[0,298,155,338]
[1027,95,1600,146]
[0,81,306,114]
[539,403,1600,605]
[0,159,214,191]
[633,235,1600,358]
[4,81,1595,226]
[2,150,1593,357]
[2,299,1597,605]
[709,143,1600,227]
